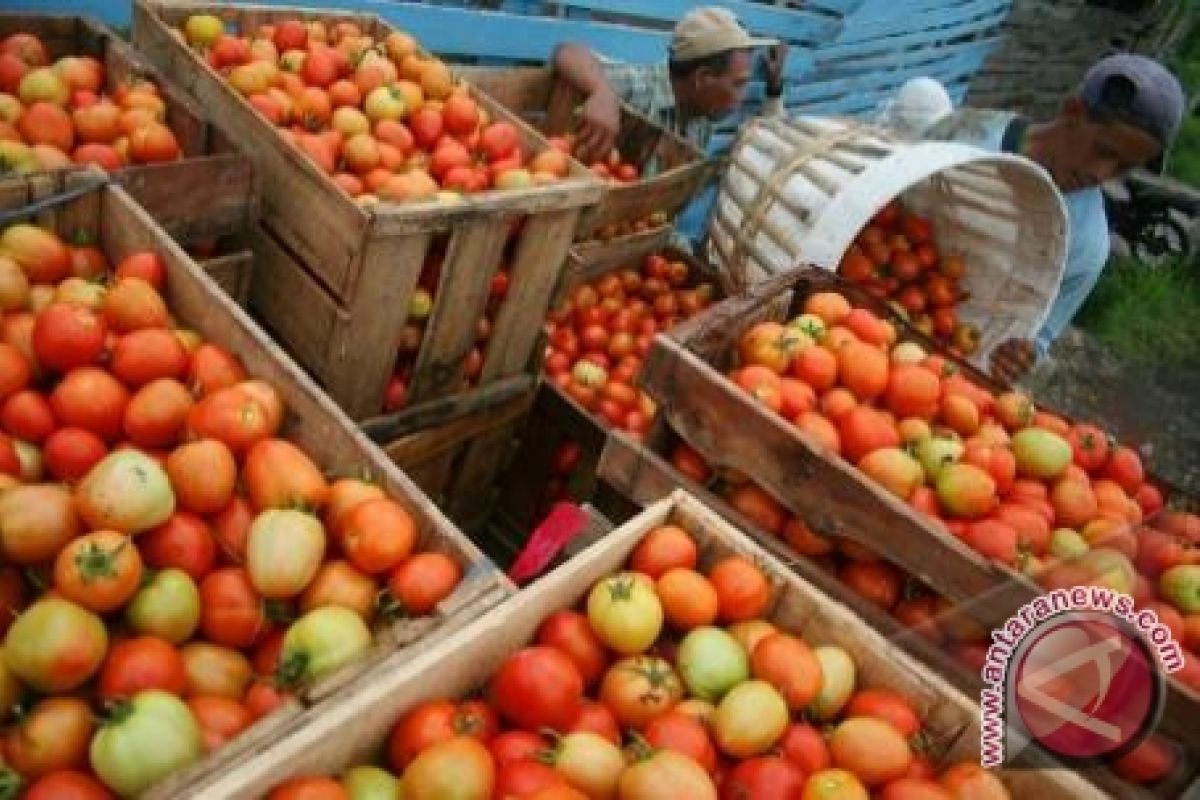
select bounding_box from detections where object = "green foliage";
[1075,258,1200,368]
[1168,6,1200,182]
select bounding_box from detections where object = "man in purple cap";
[927,54,1185,382]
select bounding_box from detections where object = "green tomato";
[586,572,663,656]
[5,598,107,693]
[342,765,402,800]
[712,680,789,759]
[90,690,202,797]
[277,606,372,688]
[125,569,201,644]
[676,627,748,702]
[809,646,856,721]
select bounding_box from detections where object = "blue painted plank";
[837,4,1009,44]
[3,0,130,27]
[373,3,672,63]
[787,45,998,103]
[843,0,1009,37]
[534,1,843,43]
[815,37,1002,78]
[826,5,1008,51]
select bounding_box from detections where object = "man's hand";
[989,338,1037,385]
[763,42,789,96]
[575,88,621,164]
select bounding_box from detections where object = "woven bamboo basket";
[708,116,1069,362]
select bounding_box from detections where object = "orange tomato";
[708,555,771,622]
[656,568,719,629]
[629,524,699,579]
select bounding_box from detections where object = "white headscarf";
[877,77,954,140]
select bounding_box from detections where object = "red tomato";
[98,636,188,700]
[644,711,717,774]
[490,730,548,768]
[32,303,107,373]
[198,567,269,649]
[488,646,584,732]
[720,756,805,799]
[42,426,107,481]
[1,389,56,442]
[22,771,115,800]
[568,701,622,744]
[535,610,609,687]
[139,511,218,581]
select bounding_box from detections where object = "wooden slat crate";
[361,225,724,546]
[132,0,605,421]
[0,170,512,799]
[0,13,253,232]
[458,65,713,241]
[190,489,1102,799]
[637,266,1200,759]
[594,428,1194,800]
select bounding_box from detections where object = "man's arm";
[552,42,621,162]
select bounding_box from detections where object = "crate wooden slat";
[132,0,605,420]
[459,65,714,241]
[197,489,1101,800]
[0,171,512,798]
[594,427,1186,800]
[0,12,252,239]
[637,266,1200,758]
[446,231,730,544]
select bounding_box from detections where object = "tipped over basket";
[708,116,1068,363]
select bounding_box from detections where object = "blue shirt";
[925,109,1111,354]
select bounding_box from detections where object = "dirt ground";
[1022,326,1200,501]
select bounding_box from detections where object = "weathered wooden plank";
[360,374,535,444]
[409,218,510,402]
[198,249,253,307]
[481,207,581,382]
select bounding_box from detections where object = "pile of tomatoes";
[179,15,568,203]
[0,32,183,174]
[543,251,719,437]
[837,201,979,355]
[267,522,1014,800]
[652,288,1200,782]
[0,223,464,797]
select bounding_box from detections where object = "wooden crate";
[195,489,1102,799]
[361,227,725,543]
[459,65,713,241]
[0,13,253,233]
[0,170,512,799]
[595,428,1195,800]
[132,0,605,421]
[637,266,1200,758]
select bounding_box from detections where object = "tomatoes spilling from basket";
[0,222,463,796]
[178,15,565,202]
[0,32,182,174]
[267,522,1034,799]
[838,201,980,356]
[541,251,719,437]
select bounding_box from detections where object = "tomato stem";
[275,652,310,689]
[0,766,22,800]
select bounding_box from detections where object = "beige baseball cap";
[670,7,777,62]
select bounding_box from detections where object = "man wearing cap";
[551,6,786,162]
[925,54,1185,383]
